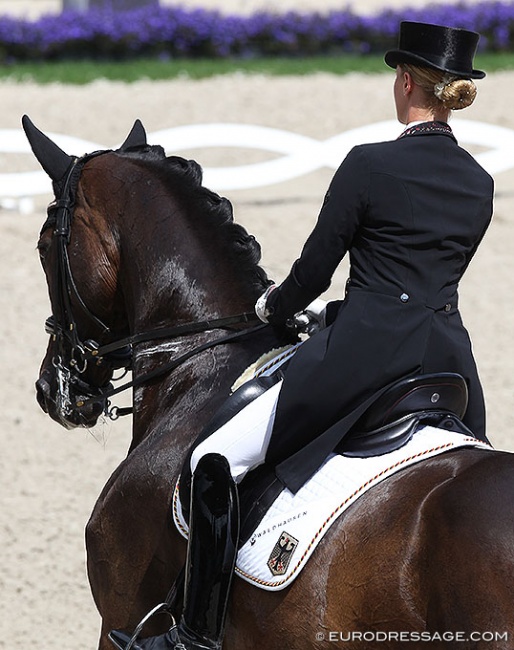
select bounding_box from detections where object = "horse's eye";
[37,238,50,262]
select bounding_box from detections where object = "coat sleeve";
[266,145,369,324]
[461,181,494,276]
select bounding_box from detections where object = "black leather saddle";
[205,369,471,458]
[179,369,474,544]
[235,371,473,544]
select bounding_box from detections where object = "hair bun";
[436,78,477,110]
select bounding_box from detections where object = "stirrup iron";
[108,602,175,650]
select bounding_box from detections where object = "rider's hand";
[294,299,327,335]
[255,284,277,323]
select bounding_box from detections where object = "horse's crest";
[267,531,299,576]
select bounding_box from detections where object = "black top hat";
[385,21,485,79]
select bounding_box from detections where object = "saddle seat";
[173,369,483,573]
[173,370,487,588]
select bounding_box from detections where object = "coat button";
[444,303,452,312]
[400,293,409,303]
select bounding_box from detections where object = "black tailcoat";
[265,122,494,493]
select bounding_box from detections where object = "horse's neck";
[128,331,272,454]
[117,203,272,452]
[120,201,257,331]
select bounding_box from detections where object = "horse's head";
[26,116,282,431]
[24,116,146,428]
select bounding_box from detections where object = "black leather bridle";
[43,152,265,421]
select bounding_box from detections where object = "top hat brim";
[384,49,486,79]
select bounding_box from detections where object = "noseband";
[43,152,265,421]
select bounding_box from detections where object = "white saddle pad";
[172,425,491,591]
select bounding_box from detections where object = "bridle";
[43,152,266,422]
[43,152,116,420]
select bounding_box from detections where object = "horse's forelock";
[118,143,165,157]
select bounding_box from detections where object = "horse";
[25,115,514,650]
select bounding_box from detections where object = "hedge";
[0,2,513,62]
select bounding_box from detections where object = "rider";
[110,20,493,650]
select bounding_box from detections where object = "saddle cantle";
[340,371,471,457]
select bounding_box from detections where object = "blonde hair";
[402,63,477,111]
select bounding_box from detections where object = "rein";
[81,312,260,359]
[75,320,267,416]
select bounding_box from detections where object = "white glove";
[255,284,277,323]
[293,298,327,335]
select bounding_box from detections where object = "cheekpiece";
[385,21,485,79]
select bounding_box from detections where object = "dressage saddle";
[184,370,473,545]
[209,369,470,458]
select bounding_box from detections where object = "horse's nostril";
[35,378,50,413]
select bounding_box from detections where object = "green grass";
[0,52,513,84]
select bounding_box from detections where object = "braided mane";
[118,144,271,297]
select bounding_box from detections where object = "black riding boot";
[109,453,239,650]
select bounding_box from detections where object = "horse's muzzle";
[35,369,106,429]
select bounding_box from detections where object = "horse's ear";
[22,115,74,182]
[119,119,147,150]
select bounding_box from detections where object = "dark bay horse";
[25,115,514,650]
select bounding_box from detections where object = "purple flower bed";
[0,2,512,62]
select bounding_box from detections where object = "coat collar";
[398,121,456,142]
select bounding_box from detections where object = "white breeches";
[190,380,283,483]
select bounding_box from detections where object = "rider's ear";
[119,119,147,151]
